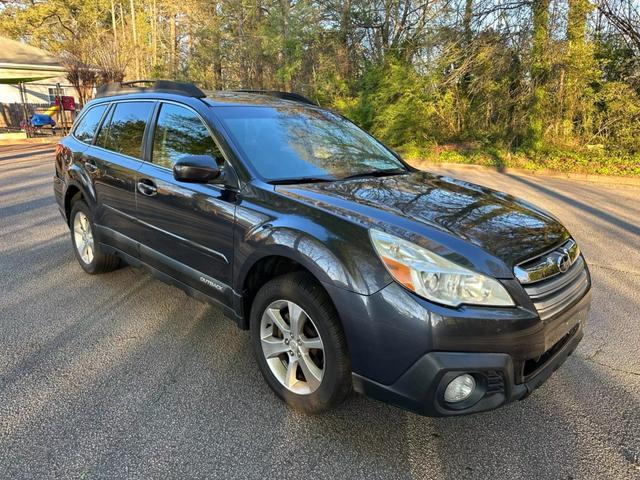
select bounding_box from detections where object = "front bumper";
[350,290,589,416]
[353,318,584,416]
[324,272,591,417]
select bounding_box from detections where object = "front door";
[135,102,236,305]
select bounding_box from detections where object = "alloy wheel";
[73,211,95,265]
[260,299,325,395]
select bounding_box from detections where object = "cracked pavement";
[0,141,639,479]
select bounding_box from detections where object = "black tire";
[250,272,352,413]
[69,199,120,274]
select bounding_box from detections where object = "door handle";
[137,179,157,196]
[85,160,98,174]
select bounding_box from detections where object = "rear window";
[96,101,154,158]
[73,104,108,144]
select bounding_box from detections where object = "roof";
[0,37,62,66]
[0,36,65,84]
[94,81,318,107]
[203,91,319,107]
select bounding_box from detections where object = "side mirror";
[173,155,221,183]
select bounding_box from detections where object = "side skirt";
[101,243,246,328]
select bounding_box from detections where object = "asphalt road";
[1,141,639,479]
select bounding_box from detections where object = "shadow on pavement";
[0,149,56,163]
[505,173,640,238]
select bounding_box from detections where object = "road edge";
[414,161,640,187]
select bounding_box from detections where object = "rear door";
[89,100,155,256]
[135,101,236,305]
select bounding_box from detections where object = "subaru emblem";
[557,251,572,273]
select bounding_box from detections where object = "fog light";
[444,374,476,403]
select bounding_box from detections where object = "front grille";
[516,239,590,321]
[524,255,589,320]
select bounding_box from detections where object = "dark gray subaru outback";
[54,80,591,416]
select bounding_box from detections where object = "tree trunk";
[210,1,223,89]
[129,0,140,78]
[238,9,249,87]
[119,3,126,51]
[564,0,593,137]
[280,0,291,91]
[461,0,473,94]
[254,0,264,89]
[152,0,157,68]
[339,0,351,79]
[110,0,118,49]
[170,12,178,76]
[463,0,473,45]
[527,0,551,151]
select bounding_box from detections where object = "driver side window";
[152,103,224,169]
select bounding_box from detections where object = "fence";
[0,82,79,137]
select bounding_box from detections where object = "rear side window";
[97,101,154,158]
[152,103,223,169]
[74,104,107,144]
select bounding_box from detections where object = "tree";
[563,0,595,138]
[527,0,551,151]
[0,0,638,171]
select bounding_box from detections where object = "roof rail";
[233,90,318,106]
[96,80,206,99]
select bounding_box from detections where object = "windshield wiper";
[339,168,408,181]
[269,176,335,185]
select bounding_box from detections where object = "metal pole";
[19,82,30,138]
[56,82,67,135]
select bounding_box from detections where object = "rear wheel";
[69,200,120,274]
[250,272,351,413]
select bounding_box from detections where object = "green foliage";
[592,82,640,154]
[410,143,640,177]
[351,57,435,148]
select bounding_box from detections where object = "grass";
[398,143,640,177]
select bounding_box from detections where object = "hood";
[276,171,569,268]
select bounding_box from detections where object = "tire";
[69,199,120,274]
[250,272,352,413]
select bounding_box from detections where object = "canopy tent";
[0,37,66,84]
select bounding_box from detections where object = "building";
[0,36,72,131]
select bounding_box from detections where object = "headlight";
[370,229,514,307]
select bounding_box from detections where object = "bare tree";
[62,55,97,106]
[597,0,640,53]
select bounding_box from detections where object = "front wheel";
[250,272,352,413]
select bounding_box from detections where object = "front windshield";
[214,105,407,182]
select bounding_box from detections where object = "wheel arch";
[239,253,317,327]
[63,183,84,225]
[238,247,349,331]
[234,221,387,326]
[63,163,98,222]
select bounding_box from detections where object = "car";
[53,80,592,416]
